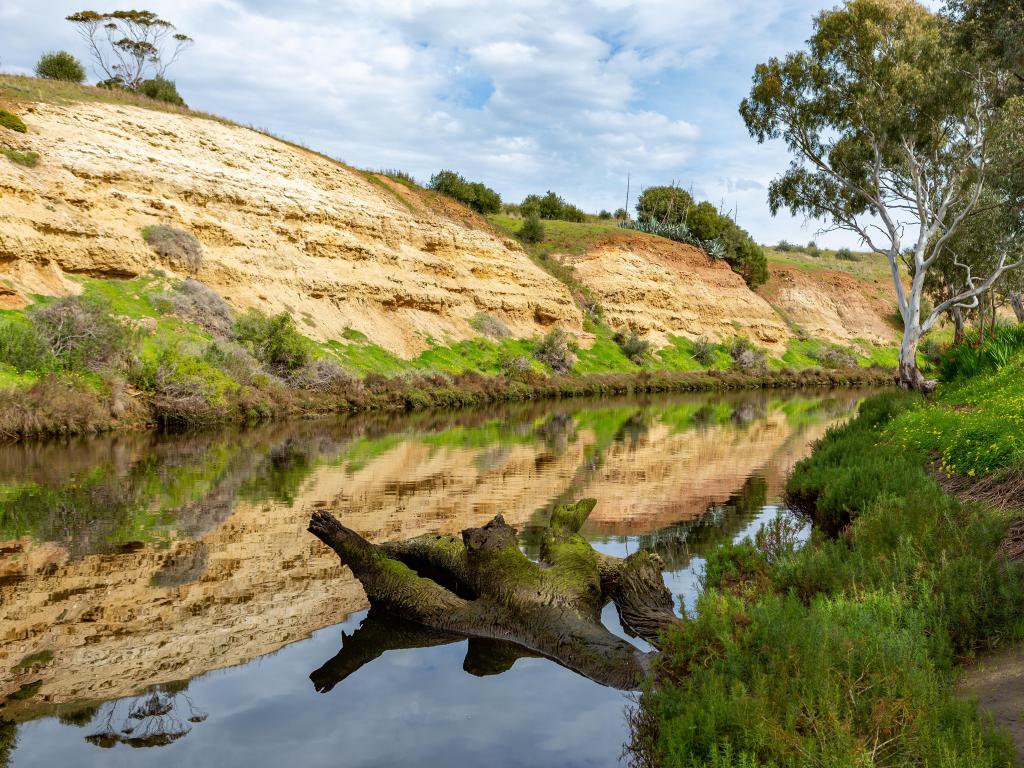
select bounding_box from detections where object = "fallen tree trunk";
[308,499,682,690]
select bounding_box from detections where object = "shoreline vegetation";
[0,273,897,441]
[629,348,1024,766]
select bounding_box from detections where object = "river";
[0,388,870,767]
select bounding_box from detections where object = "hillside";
[0,77,580,357]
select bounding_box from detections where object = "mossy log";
[308,499,682,690]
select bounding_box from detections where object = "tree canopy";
[428,170,502,215]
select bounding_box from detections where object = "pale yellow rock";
[0,102,581,355]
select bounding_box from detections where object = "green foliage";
[521,191,587,222]
[637,387,1024,766]
[689,338,716,367]
[835,247,857,260]
[533,327,577,374]
[728,337,767,375]
[612,328,650,364]
[233,309,310,373]
[137,76,186,106]
[518,213,545,244]
[0,147,39,167]
[635,185,695,226]
[0,110,27,133]
[35,50,86,83]
[428,169,501,214]
[890,349,1024,477]
[940,324,1024,381]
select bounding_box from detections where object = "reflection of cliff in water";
[0,389,868,735]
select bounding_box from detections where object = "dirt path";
[958,645,1024,761]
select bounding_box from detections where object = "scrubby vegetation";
[0,110,27,133]
[625,186,769,287]
[136,76,186,106]
[142,225,203,274]
[0,148,39,167]
[428,170,502,214]
[534,327,578,373]
[34,50,86,83]
[521,191,588,223]
[632,372,1024,766]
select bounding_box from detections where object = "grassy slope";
[636,359,1024,767]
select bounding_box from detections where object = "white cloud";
[1,0,874,246]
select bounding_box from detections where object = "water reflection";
[0,389,871,767]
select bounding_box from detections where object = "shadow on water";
[0,387,876,767]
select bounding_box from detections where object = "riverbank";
[630,351,1024,766]
[0,274,896,441]
[0,363,894,441]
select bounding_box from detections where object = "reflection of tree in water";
[0,719,16,768]
[533,412,577,455]
[85,681,207,749]
[629,475,770,573]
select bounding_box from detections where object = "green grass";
[764,245,892,283]
[888,353,1024,478]
[489,215,624,257]
[1,147,38,167]
[635,381,1024,766]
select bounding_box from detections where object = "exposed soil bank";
[0,366,895,441]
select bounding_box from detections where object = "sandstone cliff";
[0,99,580,356]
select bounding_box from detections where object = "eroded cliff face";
[566,238,793,351]
[757,264,898,346]
[0,101,580,356]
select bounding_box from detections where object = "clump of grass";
[0,110,26,133]
[1,147,38,167]
[469,312,511,339]
[142,225,203,275]
[690,337,716,367]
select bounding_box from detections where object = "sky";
[0,1,938,247]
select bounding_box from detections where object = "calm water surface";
[0,389,869,767]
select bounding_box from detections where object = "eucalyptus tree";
[66,10,192,89]
[740,0,1022,389]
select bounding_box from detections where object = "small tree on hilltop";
[740,0,1024,390]
[66,9,192,89]
[635,185,694,226]
[35,51,86,83]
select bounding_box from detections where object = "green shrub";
[598,209,612,220]
[811,344,857,369]
[0,316,51,372]
[428,170,501,214]
[169,279,232,337]
[521,191,587,222]
[233,309,310,373]
[143,225,203,275]
[613,328,650,364]
[690,337,716,366]
[836,247,858,260]
[29,296,136,373]
[518,214,545,244]
[35,51,86,83]
[776,239,797,252]
[0,110,27,133]
[137,77,186,106]
[533,327,577,374]
[635,185,695,226]
[0,148,40,167]
[728,337,767,375]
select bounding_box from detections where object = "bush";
[613,328,650,364]
[169,279,233,337]
[812,344,857,369]
[143,225,203,275]
[0,110,27,133]
[146,347,232,426]
[776,239,796,252]
[613,208,628,220]
[428,170,501,214]
[521,191,587,222]
[0,316,51,372]
[289,358,356,394]
[690,338,716,366]
[518,214,545,244]
[836,247,858,261]
[29,296,135,373]
[137,77,186,107]
[469,312,510,339]
[233,309,310,373]
[598,209,612,220]
[498,352,533,379]
[35,51,86,83]
[534,327,577,374]
[728,337,767,375]
[635,185,695,226]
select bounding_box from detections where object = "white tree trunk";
[897,273,935,391]
[1011,291,1024,324]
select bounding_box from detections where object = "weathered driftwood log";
[308,499,682,690]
